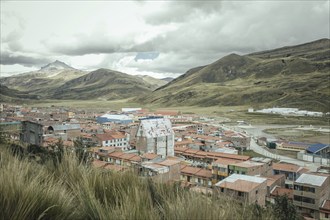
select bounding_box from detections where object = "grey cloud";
[145,1,223,25]
[0,51,51,67]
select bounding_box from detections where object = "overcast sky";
[1,0,329,78]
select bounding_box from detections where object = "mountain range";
[0,61,170,101]
[137,38,330,112]
[1,38,329,111]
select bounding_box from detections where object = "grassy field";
[0,142,282,220]
[22,98,330,126]
[264,127,330,144]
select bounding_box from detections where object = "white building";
[95,132,130,150]
[135,118,174,158]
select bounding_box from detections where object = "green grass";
[0,142,279,220]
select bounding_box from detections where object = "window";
[221,188,224,193]
[325,213,328,218]
[294,195,302,202]
[238,191,243,197]
[256,190,258,194]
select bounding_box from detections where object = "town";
[0,103,329,219]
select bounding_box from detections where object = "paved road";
[222,124,320,171]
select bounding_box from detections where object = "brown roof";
[270,186,293,199]
[321,200,330,211]
[218,179,260,192]
[213,158,240,166]
[108,151,125,158]
[141,153,160,160]
[117,153,137,160]
[157,159,181,167]
[273,163,302,173]
[195,169,212,178]
[104,164,126,172]
[92,160,107,168]
[181,166,201,175]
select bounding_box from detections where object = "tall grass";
[0,143,277,220]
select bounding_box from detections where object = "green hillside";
[52,68,154,100]
[137,39,330,112]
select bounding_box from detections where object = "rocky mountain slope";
[137,39,330,112]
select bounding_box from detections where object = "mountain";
[0,61,87,98]
[161,77,174,82]
[137,39,330,112]
[137,75,169,89]
[51,68,154,100]
[0,84,39,102]
[40,60,75,72]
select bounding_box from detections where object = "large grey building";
[135,118,174,158]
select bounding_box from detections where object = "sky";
[1,0,329,78]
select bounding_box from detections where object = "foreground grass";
[0,143,279,220]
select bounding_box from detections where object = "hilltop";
[52,68,155,100]
[137,39,330,112]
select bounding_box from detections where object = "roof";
[157,159,181,167]
[217,179,262,193]
[306,143,329,154]
[230,160,264,168]
[295,173,328,186]
[181,166,201,175]
[51,124,80,131]
[273,163,302,173]
[213,158,240,166]
[270,186,293,199]
[141,153,160,160]
[321,200,330,211]
[195,169,212,178]
[215,174,267,191]
[137,118,173,138]
[99,114,132,121]
[92,160,107,168]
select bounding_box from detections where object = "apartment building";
[293,173,330,219]
[273,162,308,188]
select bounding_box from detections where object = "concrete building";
[47,123,81,140]
[97,114,133,124]
[135,118,174,158]
[95,132,130,150]
[20,121,43,146]
[215,174,268,206]
[228,159,273,176]
[293,173,330,219]
[273,162,308,188]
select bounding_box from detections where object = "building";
[293,173,330,219]
[180,166,213,187]
[20,121,43,146]
[212,158,240,183]
[273,162,308,188]
[138,158,181,183]
[95,132,130,150]
[320,200,330,219]
[47,123,81,140]
[228,159,273,176]
[97,114,133,124]
[214,174,268,206]
[135,118,174,158]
